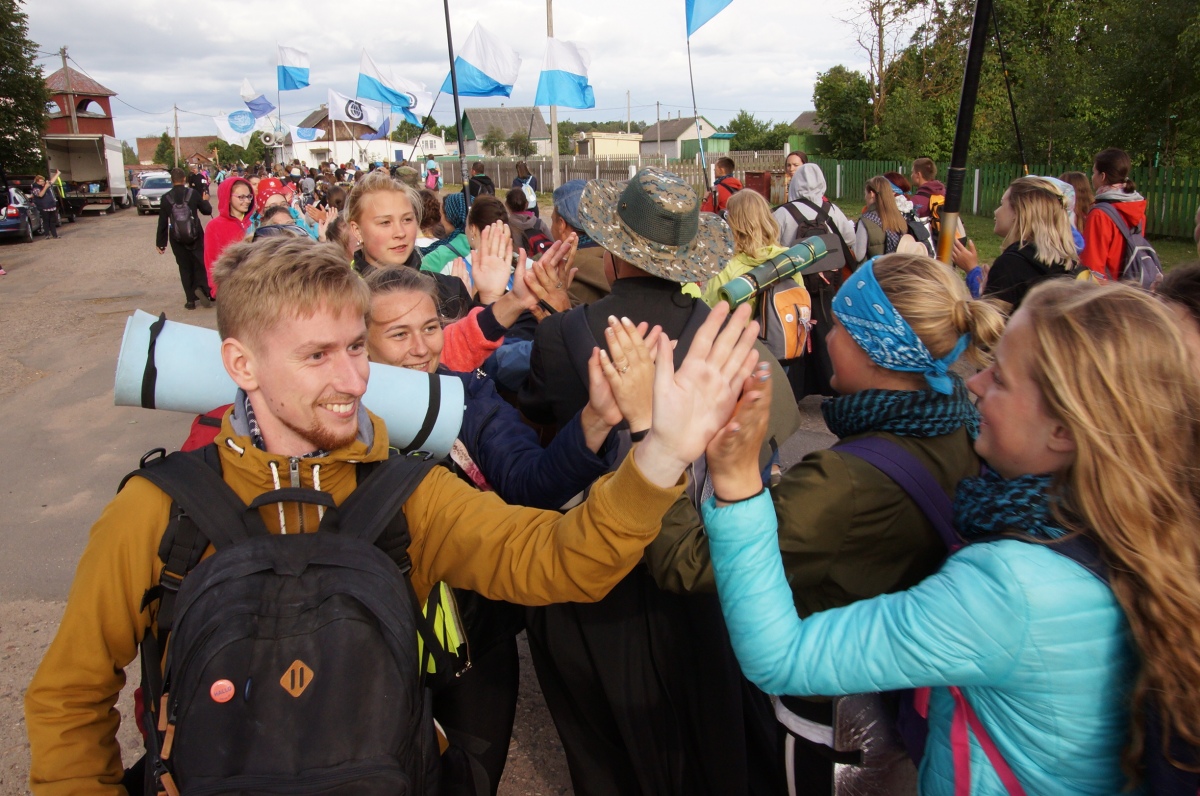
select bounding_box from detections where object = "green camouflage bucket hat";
[577,167,733,283]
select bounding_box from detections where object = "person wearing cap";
[518,167,799,796]
[550,179,610,305]
[248,177,319,240]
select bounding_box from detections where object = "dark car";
[0,187,44,242]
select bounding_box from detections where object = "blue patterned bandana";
[833,258,969,395]
[443,192,467,233]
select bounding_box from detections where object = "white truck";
[41,134,130,213]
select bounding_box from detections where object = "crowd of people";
[18,141,1200,796]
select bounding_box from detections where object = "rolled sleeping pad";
[718,237,829,307]
[114,309,464,457]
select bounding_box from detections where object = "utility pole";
[547,0,561,189]
[173,105,181,167]
[656,101,661,161]
[59,47,79,134]
[626,91,631,134]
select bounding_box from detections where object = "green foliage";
[507,130,537,158]
[480,126,506,156]
[121,140,138,164]
[814,66,872,158]
[0,0,49,171]
[210,132,266,168]
[390,120,422,143]
[151,133,178,168]
[725,111,796,151]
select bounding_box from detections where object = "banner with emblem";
[327,88,386,131]
[214,110,257,147]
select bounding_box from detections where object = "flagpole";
[442,0,471,206]
[410,92,442,165]
[331,111,339,169]
[547,0,560,190]
[685,35,713,206]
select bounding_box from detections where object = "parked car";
[0,187,44,242]
[136,175,174,215]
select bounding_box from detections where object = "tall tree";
[480,126,506,156]
[845,0,925,126]
[507,130,536,158]
[813,66,873,158]
[121,140,138,164]
[152,133,177,169]
[0,0,49,171]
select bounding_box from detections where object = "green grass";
[832,199,1199,270]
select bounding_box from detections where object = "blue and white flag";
[533,39,595,109]
[294,127,327,142]
[362,117,391,141]
[277,45,310,91]
[356,51,434,125]
[215,110,257,147]
[685,0,733,36]
[240,79,276,118]
[328,88,386,131]
[440,24,521,98]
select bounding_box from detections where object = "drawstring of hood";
[268,460,286,534]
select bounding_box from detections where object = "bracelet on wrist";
[713,487,765,505]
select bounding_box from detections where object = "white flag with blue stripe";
[533,38,595,109]
[356,51,434,125]
[240,79,276,118]
[277,45,310,91]
[215,110,257,147]
[440,23,521,98]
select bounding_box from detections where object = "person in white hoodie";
[772,163,857,398]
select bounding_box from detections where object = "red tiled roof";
[45,66,116,97]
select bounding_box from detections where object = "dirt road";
[0,207,833,795]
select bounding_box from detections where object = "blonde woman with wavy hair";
[699,276,1200,794]
[953,176,1080,310]
[700,189,785,308]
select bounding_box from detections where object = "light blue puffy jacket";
[703,492,1141,795]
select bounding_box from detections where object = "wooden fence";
[809,158,1200,239]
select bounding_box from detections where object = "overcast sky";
[26,0,872,146]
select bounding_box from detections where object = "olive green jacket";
[645,428,980,618]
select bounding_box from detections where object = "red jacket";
[1080,197,1147,281]
[203,177,254,293]
[700,176,743,214]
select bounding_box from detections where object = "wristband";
[628,428,648,443]
[713,487,765,505]
[537,299,559,316]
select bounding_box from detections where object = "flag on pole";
[440,23,521,97]
[533,39,595,109]
[328,88,386,131]
[362,118,392,141]
[240,79,276,118]
[277,45,310,90]
[356,51,434,125]
[294,127,328,141]
[215,110,257,147]
[685,0,733,36]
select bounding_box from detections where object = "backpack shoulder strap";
[1093,202,1136,240]
[833,437,961,552]
[333,453,439,555]
[558,304,595,386]
[782,201,808,229]
[814,200,833,227]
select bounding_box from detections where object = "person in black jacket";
[468,160,496,198]
[517,167,800,796]
[953,176,1081,311]
[156,167,214,309]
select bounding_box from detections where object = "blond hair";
[1001,177,1079,268]
[214,238,369,343]
[344,171,423,227]
[865,176,906,234]
[725,190,780,260]
[1021,279,1200,779]
[873,253,1006,368]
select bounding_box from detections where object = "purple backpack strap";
[833,437,961,552]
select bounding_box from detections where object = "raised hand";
[449,257,473,296]
[597,316,660,433]
[472,221,515,305]
[633,302,762,488]
[706,363,774,503]
[529,241,576,314]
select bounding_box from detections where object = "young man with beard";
[24,236,763,795]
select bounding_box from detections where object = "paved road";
[0,207,835,794]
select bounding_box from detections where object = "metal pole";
[173,104,181,166]
[331,108,338,168]
[626,90,630,133]
[442,0,471,207]
[547,0,561,189]
[60,47,79,134]
[936,0,993,265]
[991,3,1027,175]
[656,101,661,160]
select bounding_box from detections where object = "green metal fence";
[808,158,1200,239]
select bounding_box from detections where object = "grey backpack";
[1093,203,1163,290]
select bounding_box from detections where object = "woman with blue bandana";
[699,274,1200,793]
[645,253,1005,791]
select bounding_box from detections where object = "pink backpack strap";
[949,686,1028,796]
[914,687,931,718]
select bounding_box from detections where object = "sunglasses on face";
[252,223,308,241]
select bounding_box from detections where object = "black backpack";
[123,445,448,796]
[783,199,853,273]
[1093,202,1164,290]
[168,188,201,246]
